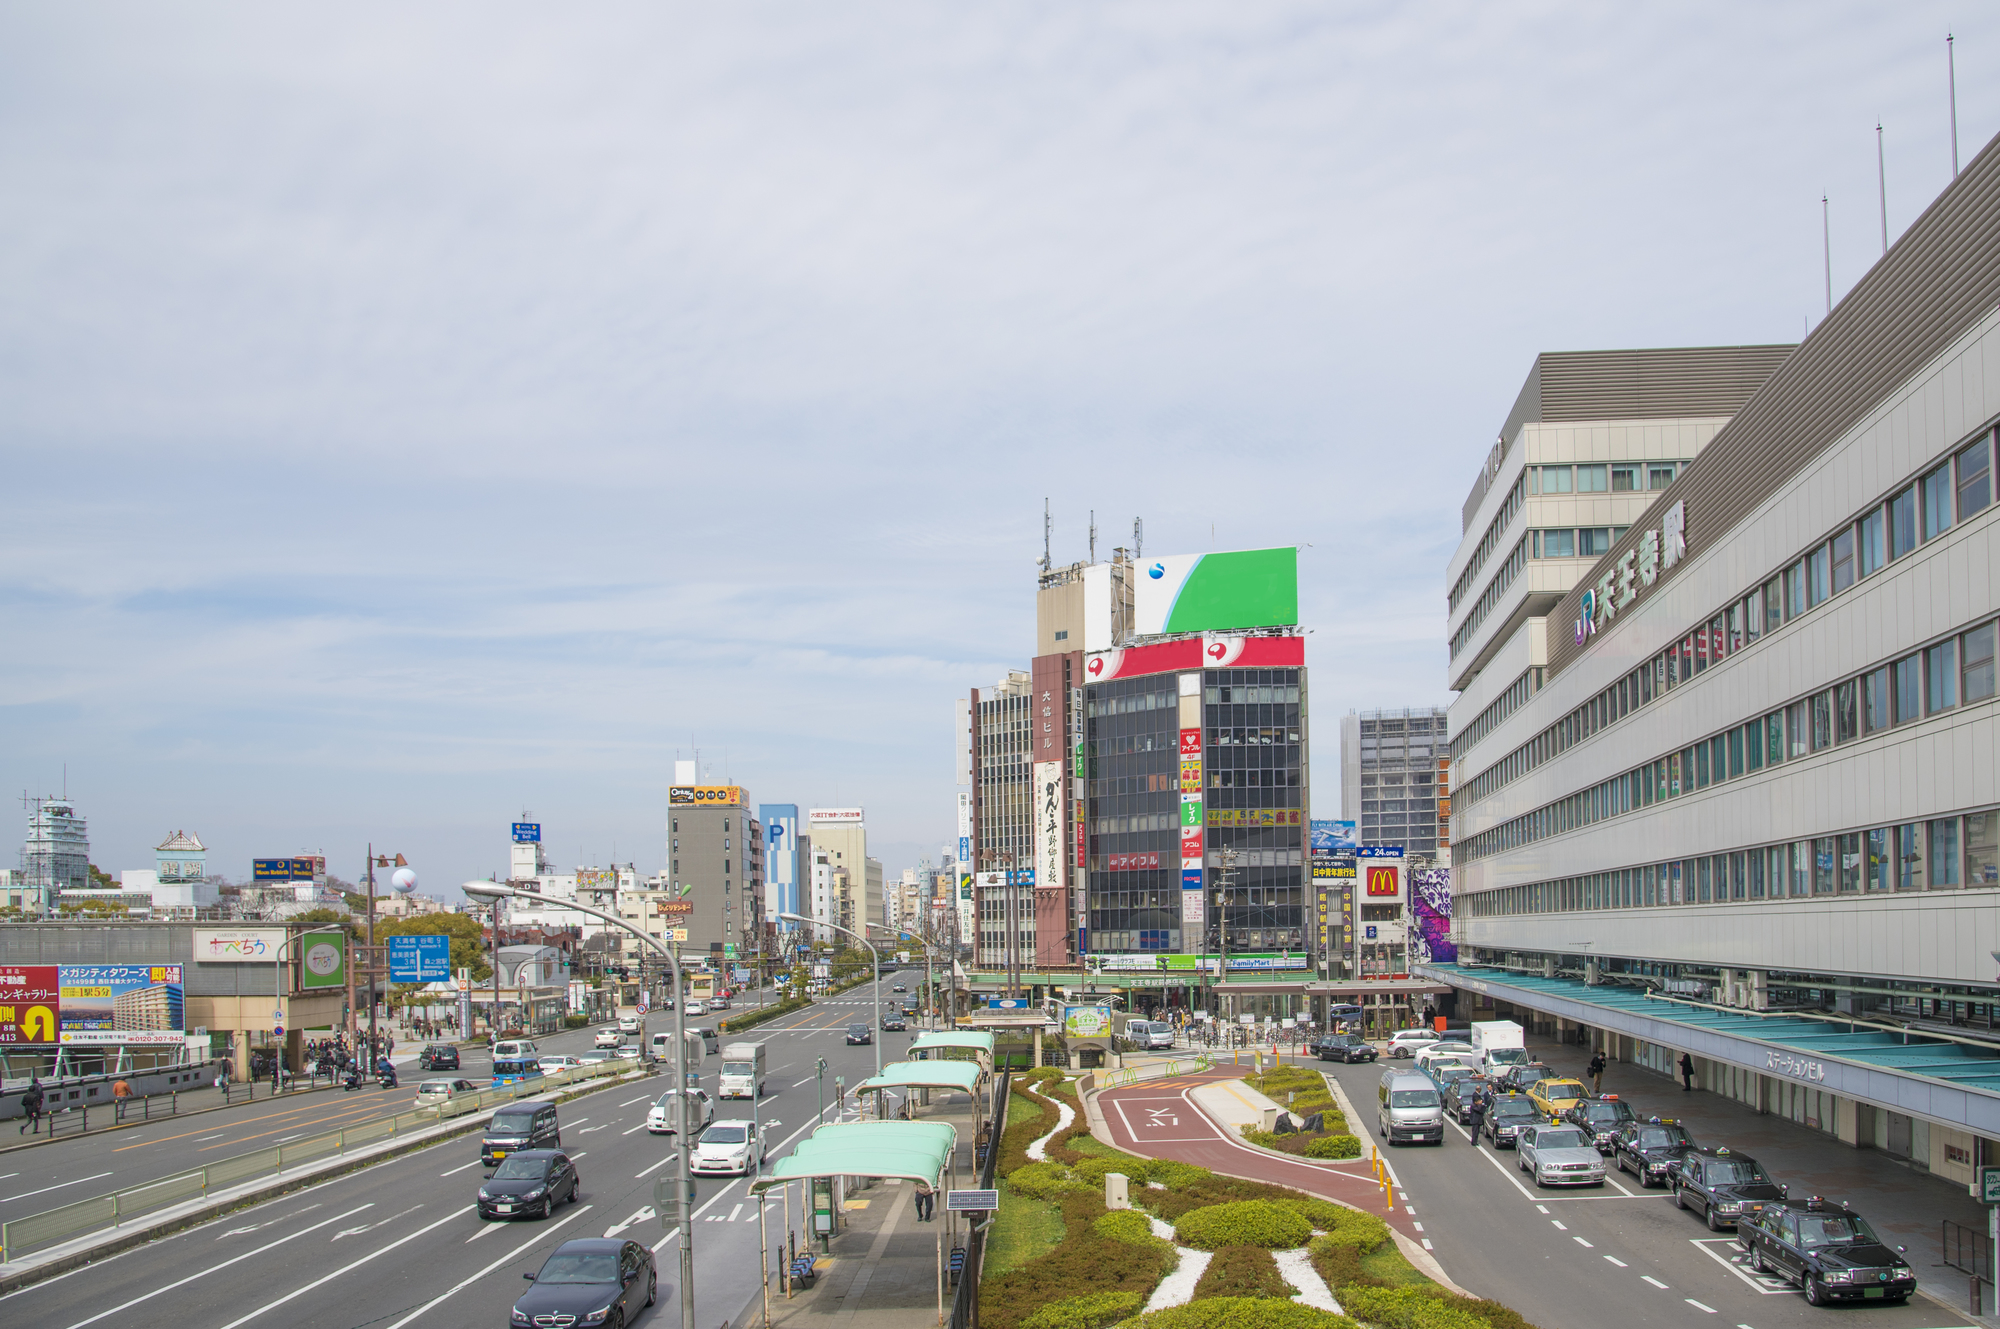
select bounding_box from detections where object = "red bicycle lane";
[1093,1072,1424,1243]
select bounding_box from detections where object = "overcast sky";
[2,4,1991,894]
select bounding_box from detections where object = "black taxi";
[1738,1197,1914,1305]
[1611,1116,1697,1187]
[1561,1094,1636,1154]
[1670,1146,1785,1230]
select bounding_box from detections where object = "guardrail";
[1095,1056,1213,1091]
[0,1056,641,1264]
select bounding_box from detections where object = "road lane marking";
[1534,1205,1549,1214]
[727,1203,742,1222]
[1641,1276,1669,1289]
[1688,1237,1795,1295]
[580,1125,609,1133]
[0,1173,16,1181]
[1412,1222,1423,1232]
[793,1076,816,1087]
[635,1154,678,1178]
[1604,1173,1637,1196]
[1467,1141,1537,1201]
[112,1094,400,1151]
[215,1205,476,1329]
[385,1204,597,1329]
[440,1159,483,1176]
[1604,1256,1628,1267]
[1573,1237,1593,1248]
[218,1205,321,1238]
[466,1221,505,1242]
[53,1205,373,1329]
[194,1134,226,1142]
[1685,1300,1715,1314]
[332,1204,423,1240]
[1551,1220,1567,1230]
[1421,1238,1433,1250]
[0,1172,113,1203]
[621,1095,653,1106]
[623,1123,647,1135]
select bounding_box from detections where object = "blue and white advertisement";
[760,803,800,924]
[58,964,186,1045]
[1310,820,1357,853]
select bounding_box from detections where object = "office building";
[961,671,1036,969]
[759,803,802,926]
[1432,138,2000,1182]
[1340,708,1450,855]
[804,808,877,939]
[20,796,90,910]
[667,785,764,962]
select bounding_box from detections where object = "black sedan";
[845,1022,873,1045]
[1561,1095,1636,1153]
[479,1149,579,1220]
[418,1044,460,1071]
[880,1013,907,1031]
[515,1238,658,1328]
[1444,1078,1486,1125]
[1739,1198,1914,1305]
[1672,1146,1785,1230]
[1612,1118,1698,1187]
[1483,1094,1543,1148]
[1314,1034,1378,1064]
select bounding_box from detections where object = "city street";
[0,977,923,1329]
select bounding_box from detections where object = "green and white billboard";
[1135,547,1298,636]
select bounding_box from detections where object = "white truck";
[718,1041,767,1099]
[1469,1020,1527,1076]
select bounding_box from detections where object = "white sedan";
[538,1055,585,1073]
[646,1087,714,1135]
[683,1001,708,1016]
[594,1028,623,1048]
[1385,1030,1441,1059]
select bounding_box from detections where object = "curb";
[0,1066,651,1294]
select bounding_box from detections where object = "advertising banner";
[672,786,746,807]
[1103,851,1161,871]
[1095,954,1164,972]
[1085,635,1304,684]
[1061,1004,1112,1037]
[1161,954,1219,973]
[512,822,542,843]
[1179,827,1203,862]
[1410,868,1456,965]
[388,934,452,983]
[54,965,185,1044]
[1179,889,1205,930]
[301,931,346,989]
[1034,761,1066,894]
[1310,820,1357,854]
[0,967,59,1044]
[251,858,324,882]
[807,806,863,824]
[656,899,695,916]
[1206,808,1302,827]
[193,928,286,962]
[1135,547,1299,636]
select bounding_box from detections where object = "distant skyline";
[2,5,1992,897]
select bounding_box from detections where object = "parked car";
[1526,1077,1589,1119]
[1314,1033,1378,1064]
[1384,1030,1441,1059]
[417,1044,460,1071]
[1482,1094,1543,1149]
[1562,1094,1637,1153]
[1672,1146,1786,1231]
[1514,1123,1607,1187]
[1738,1197,1914,1304]
[1612,1117,1699,1187]
[514,1239,657,1327]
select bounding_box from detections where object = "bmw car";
[1738,1197,1914,1305]
[1672,1146,1785,1230]
[514,1238,657,1327]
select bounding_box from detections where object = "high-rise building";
[21,796,89,909]
[666,785,764,962]
[804,808,876,938]
[1431,143,2000,1178]
[961,671,1036,970]
[1340,709,1449,854]
[759,804,802,926]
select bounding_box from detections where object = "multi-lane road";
[0,979,921,1329]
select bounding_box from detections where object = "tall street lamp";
[779,912,880,1079]
[465,881,695,1329]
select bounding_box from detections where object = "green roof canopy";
[751,1122,954,1193]
[854,1060,984,1096]
[909,1031,995,1058]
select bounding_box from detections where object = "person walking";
[913,1182,934,1222]
[19,1076,45,1134]
[1679,1051,1696,1092]
[112,1077,133,1102]
[1587,1050,1606,1095]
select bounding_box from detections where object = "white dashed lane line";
[1603,1256,1627,1267]
[1641,1276,1670,1289]
[1685,1300,1715,1314]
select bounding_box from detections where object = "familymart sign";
[1575,500,1686,647]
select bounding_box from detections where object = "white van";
[1377,1067,1444,1145]
[1125,1020,1175,1051]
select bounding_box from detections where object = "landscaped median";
[0,1055,647,1287]
[979,1069,1540,1329]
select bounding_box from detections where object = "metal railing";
[1095,1056,1213,1091]
[948,1070,1007,1329]
[1942,1217,1991,1278]
[0,1056,641,1263]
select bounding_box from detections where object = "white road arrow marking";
[332,1204,423,1240]
[218,1205,321,1239]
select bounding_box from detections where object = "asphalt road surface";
[0,976,928,1329]
[1314,1058,1975,1329]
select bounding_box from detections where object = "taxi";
[1527,1077,1588,1118]
[1671,1146,1786,1231]
[1613,1116,1699,1187]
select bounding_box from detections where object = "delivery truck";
[1469,1020,1527,1075]
[718,1041,767,1098]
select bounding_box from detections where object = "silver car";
[1516,1124,1607,1187]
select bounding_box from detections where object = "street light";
[867,923,946,1031]
[779,913,881,1078]
[466,881,695,1329]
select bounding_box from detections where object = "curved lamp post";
[464,881,694,1329]
[778,913,881,1079]
[867,923,948,1032]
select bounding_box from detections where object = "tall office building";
[759,803,802,926]
[1431,140,2000,1180]
[666,784,764,962]
[20,796,89,910]
[1340,708,1450,855]
[804,808,877,938]
[961,671,1036,969]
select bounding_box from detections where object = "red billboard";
[0,966,60,1044]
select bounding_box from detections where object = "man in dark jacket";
[1587,1050,1607,1094]
[1679,1052,1696,1092]
[19,1077,45,1134]
[1466,1094,1487,1147]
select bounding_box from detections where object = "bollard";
[1973,1277,1983,1317]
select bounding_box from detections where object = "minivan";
[483,1101,561,1166]
[1126,1020,1175,1051]
[1377,1068,1444,1145]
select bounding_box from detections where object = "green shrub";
[1073,1157,1139,1187]
[1126,1297,1356,1329]
[1020,1291,1143,1329]
[1147,1171,1309,1220]
[1191,1245,1296,1300]
[1335,1287,1494,1329]
[1316,1207,1391,1254]
[1304,1134,1361,1160]
[1173,1200,1313,1251]
[1308,1236,1364,1292]
[1091,1209,1154,1245]
[1142,1159,1212,1189]
[1275,1198,1345,1231]
[1009,1161,1084,1199]
[979,1193,1175,1329]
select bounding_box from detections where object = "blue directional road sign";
[388,934,452,983]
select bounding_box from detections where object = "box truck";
[718,1041,767,1098]
[1470,1020,1527,1075]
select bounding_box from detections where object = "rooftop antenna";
[1822,194,1832,316]
[1133,517,1143,562]
[1876,121,1888,255]
[1949,32,1960,179]
[1038,498,1052,574]
[1089,510,1096,564]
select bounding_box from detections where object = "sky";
[2,4,1993,897]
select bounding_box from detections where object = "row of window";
[1459,617,1999,863]
[1463,809,2000,918]
[1449,535,1529,660]
[1457,425,1998,809]
[1451,473,1528,614]
[1530,460,1683,495]
[1532,526,1630,559]
[1451,670,1538,762]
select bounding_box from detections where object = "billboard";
[512,823,542,843]
[1310,820,1357,854]
[671,786,745,807]
[1033,761,1066,894]
[1061,1004,1112,1037]
[3,965,189,1045]
[252,857,324,882]
[1135,547,1298,636]
[807,807,863,825]
[388,934,452,983]
[1410,868,1456,965]
[1085,635,1303,684]
[761,804,800,921]
[1366,864,1402,898]
[193,928,286,962]
[1102,851,1161,872]
[301,931,346,988]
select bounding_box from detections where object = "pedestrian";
[1465,1094,1486,1147]
[1587,1050,1606,1095]
[112,1077,133,1101]
[19,1076,45,1134]
[913,1182,934,1222]
[1679,1052,1696,1092]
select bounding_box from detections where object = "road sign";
[946,1189,998,1212]
[1980,1166,2000,1204]
[273,1024,284,1039]
[388,935,452,983]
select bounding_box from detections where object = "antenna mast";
[1133,517,1143,562]
[1949,33,1960,179]
[1822,194,1832,316]
[1877,122,1888,254]
[1039,499,1051,575]
[1089,510,1096,564]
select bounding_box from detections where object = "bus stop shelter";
[907,1031,995,1073]
[852,1060,987,1130]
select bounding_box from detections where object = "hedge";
[716,998,809,1036]
[1315,1207,1390,1254]
[1091,1209,1154,1245]
[1009,1161,1087,1200]
[1143,1169,1315,1221]
[1192,1245,1296,1300]
[1124,1297,1356,1329]
[979,1192,1176,1329]
[1173,1201,1313,1251]
[1303,1134,1361,1160]
[1274,1197,1346,1231]
[1336,1288,1494,1329]
[1019,1291,1143,1329]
